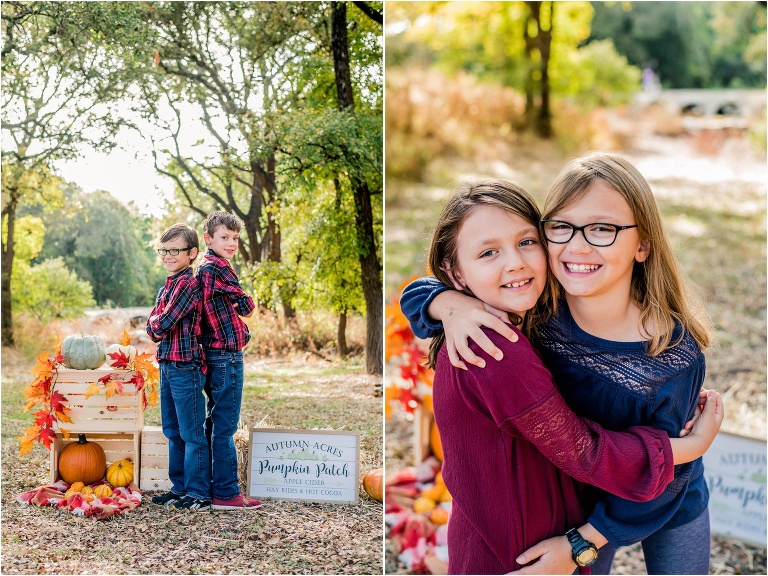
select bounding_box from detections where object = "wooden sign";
[247,428,360,504]
[702,431,766,547]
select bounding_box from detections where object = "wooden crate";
[139,426,171,491]
[50,432,140,484]
[52,369,144,434]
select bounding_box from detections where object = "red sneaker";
[211,493,262,511]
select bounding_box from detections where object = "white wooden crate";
[50,432,140,485]
[52,368,144,434]
[139,425,171,491]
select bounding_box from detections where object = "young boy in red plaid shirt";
[146,224,211,511]
[197,211,261,510]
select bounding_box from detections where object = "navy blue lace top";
[400,275,709,547]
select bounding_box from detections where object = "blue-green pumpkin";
[61,335,106,370]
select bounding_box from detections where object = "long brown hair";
[426,178,557,368]
[542,152,712,355]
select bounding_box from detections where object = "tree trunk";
[332,2,355,111]
[536,1,553,138]
[523,7,537,131]
[523,1,554,138]
[331,1,383,375]
[1,193,18,346]
[338,309,348,357]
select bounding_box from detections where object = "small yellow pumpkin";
[413,496,437,513]
[64,488,80,500]
[94,484,113,498]
[106,459,134,488]
[420,484,443,502]
[69,481,85,492]
[80,485,94,495]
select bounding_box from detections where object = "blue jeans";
[591,508,711,575]
[159,360,211,500]
[203,348,244,500]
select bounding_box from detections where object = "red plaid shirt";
[196,249,254,351]
[146,267,203,363]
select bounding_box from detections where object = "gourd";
[429,507,449,525]
[94,484,113,498]
[105,343,137,369]
[63,488,80,500]
[413,496,436,513]
[58,434,106,485]
[362,468,383,502]
[69,481,85,492]
[61,335,106,370]
[80,485,94,496]
[106,459,134,488]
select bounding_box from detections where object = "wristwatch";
[565,528,599,567]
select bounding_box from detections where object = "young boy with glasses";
[147,223,211,511]
[197,211,261,510]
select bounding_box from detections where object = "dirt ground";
[2,345,383,575]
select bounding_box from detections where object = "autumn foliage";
[385,279,435,420]
[18,331,159,456]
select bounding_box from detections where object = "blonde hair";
[542,152,711,355]
[426,178,557,368]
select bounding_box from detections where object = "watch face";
[576,548,598,566]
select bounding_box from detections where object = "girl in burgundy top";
[419,178,722,574]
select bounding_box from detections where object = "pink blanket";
[17,480,142,519]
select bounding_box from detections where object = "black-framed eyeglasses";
[157,247,193,256]
[541,220,639,247]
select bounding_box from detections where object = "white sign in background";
[247,428,360,504]
[702,431,766,547]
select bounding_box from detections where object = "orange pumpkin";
[429,507,449,525]
[106,459,134,488]
[430,420,443,461]
[362,468,383,502]
[58,434,106,485]
[94,484,113,498]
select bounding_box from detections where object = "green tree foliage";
[1,1,144,344]
[4,214,95,321]
[588,1,767,89]
[13,257,95,322]
[35,187,164,307]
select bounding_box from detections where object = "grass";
[1,325,382,574]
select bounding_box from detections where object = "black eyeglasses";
[157,247,193,256]
[541,220,638,247]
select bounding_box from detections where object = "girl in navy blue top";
[400,153,714,575]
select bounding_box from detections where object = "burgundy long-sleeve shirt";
[146,267,203,363]
[196,249,255,351]
[433,325,674,574]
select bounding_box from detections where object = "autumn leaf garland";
[18,332,160,456]
[18,343,72,456]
